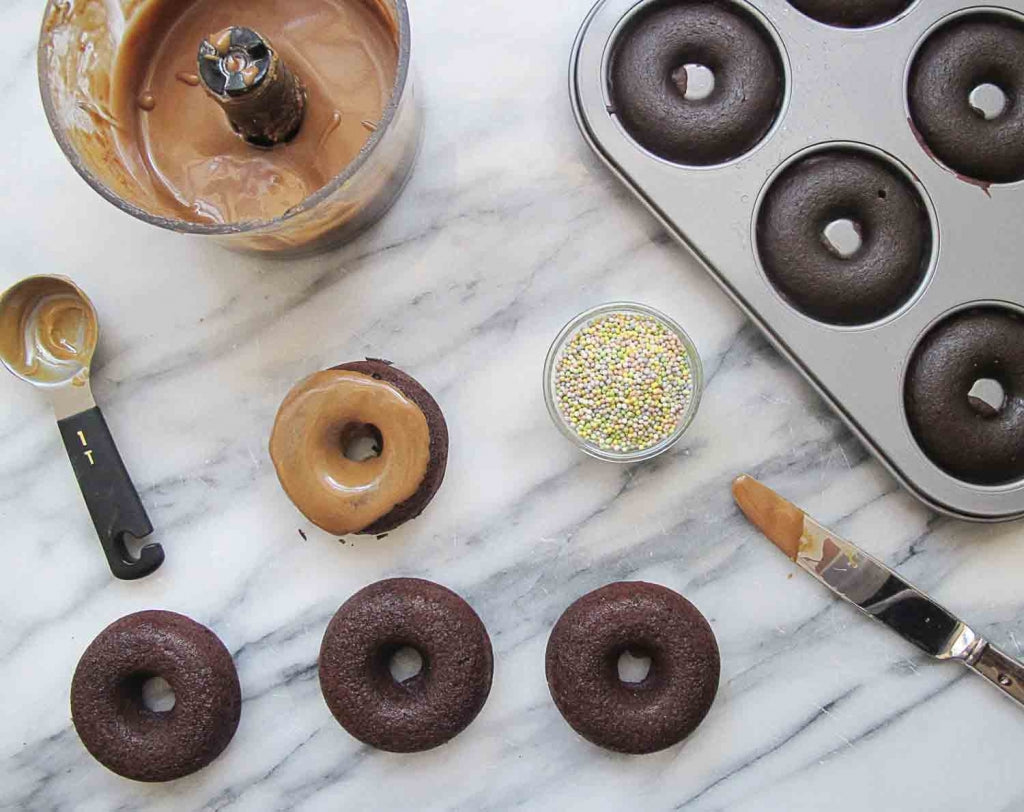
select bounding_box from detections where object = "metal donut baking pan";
[570,0,1024,521]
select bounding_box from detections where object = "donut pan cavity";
[571,0,1024,521]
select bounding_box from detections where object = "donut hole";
[388,645,424,683]
[822,218,864,259]
[968,377,1006,417]
[340,422,383,462]
[969,83,1008,121]
[616,647,653,685]
[671,63,716,101]
[372,641,426,688]
[141,675,176,712]
[120,672,176,717]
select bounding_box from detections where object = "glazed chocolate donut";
[70,611,241,782]
[319,578,493,752]
[908,13,1024,185]
[787,0,914,28]
[608,1,784,165]
[545,582,719,754]
[756,148,932,325]
[905,308,1024,485]
[270,359,448,536]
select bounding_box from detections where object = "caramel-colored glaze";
[731,475,805,560]
[270,370,430,535]
[0,277,98,385]
[109,0,398,223]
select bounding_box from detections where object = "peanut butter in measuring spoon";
[0,277,98,386]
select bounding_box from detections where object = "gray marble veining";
[2,0,1024,809]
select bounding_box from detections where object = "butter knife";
[732,475,1024,709]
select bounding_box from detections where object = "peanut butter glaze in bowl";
[38,0,420,254]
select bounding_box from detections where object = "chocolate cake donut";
[757,148,932,325]
[545,582,719,754]
[608,1,784,165]
[908,12,1024,185]
[70,611,241,782]
[270,359,448,536]
[787,0,914,28]
[905,307,1024,485]
[319,578,493,752]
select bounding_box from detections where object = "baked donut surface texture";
[908,13,1024,185]
[269,359,448,536]
[70,611,241,782]
[905,308,1024,485]
[319,578,493,752]
[545,582,720,754]
[608,0,784,165]
[756,148,931,325]
[787,0,914,28]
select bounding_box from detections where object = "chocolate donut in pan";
[787,0,914,28]
[319,578,493,752]
[608,1,784,165]
[70,611,241,782]
[908,13,1024,185]
[545,582,719,754]
[270,359,448,536]
[905,308,1024,486]
[756,148,932,325]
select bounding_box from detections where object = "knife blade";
[732,474,1024,709]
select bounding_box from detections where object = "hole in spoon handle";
[56,406,163,580]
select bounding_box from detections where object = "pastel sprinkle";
[553,312,694,453]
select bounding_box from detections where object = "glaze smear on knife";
[731,475,804,560]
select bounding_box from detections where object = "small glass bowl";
[543,302,704,463]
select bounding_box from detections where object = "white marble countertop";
[3,0,1024,809]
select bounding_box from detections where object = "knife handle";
[970,643,1024,708]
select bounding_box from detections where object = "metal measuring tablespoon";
[0,275,163,580]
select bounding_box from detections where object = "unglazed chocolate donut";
[905,308,1024,485]
[908,13,1024,185]
[757,148,932,325]
[70,611,241,782]
[787,0,914,28]
[608,1,784,165]
[270,359,448,535]
[546,582,719,754]
[319,578,493,752]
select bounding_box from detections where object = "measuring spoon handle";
[57,406,163,580]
